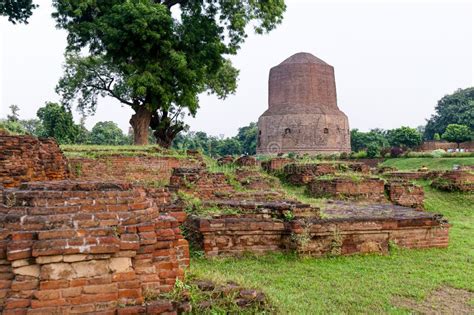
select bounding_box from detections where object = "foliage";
[53,0,286,145]
[0,0,37,24]
[236,122,258,155]
[350,129,388,152]
[191,184,474,313]
[366,142,380,158]
[386,126,422,149]
[441,124,472,145]
[36,102,80,144]
[424,87,474,139]
[173,122,257,157]
[90,121,128,145]
[433,133,441,141]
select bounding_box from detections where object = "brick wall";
[308,178,385,200]
[68,156,202,185]
[431,171,474,192]
[190,215,449,257]
[0,181,189,314]
[0,135,69,188]
[386,181,424,209]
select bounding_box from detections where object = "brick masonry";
[308,177,386,201]
[190,211,449,257]
[257,52,351,155]
[68,156,202,185]
[431,171,474,192]
[0,180,189,314]
[0,135,69,188]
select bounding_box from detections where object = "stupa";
[257,52,351,155]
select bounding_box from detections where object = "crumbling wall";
[0,181,189,314]
[308,178,385,200]
[431,171,474,192]
[386,181,424,209]
[190,215,449,257]
[0,135,69,188]
[68,156,202,185]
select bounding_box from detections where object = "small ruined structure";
[257,52,351,155]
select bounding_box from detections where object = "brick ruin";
[0,181,189,314]
[171,159,449,257]
[0,135,69,188]
[308,177,386,201]
[431,171,474,192]
[0,135,455,313]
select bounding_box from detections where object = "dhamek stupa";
[257,52,351,155]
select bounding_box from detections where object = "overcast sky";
[1,0,472,137]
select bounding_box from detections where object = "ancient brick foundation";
[0,136,69,188]
[308,178,385,200]
[386,181,424,209]
[0,181,189,314]
[283,163,336,185]
[261,158,293,173]
[431,171,474,192]
[190,212,449,257]
[68,156,202,186]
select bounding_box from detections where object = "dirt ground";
[393,287,474,314]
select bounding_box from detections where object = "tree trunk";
[129,107,152,145]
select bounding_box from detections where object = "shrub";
[431,149,446,158]
[366,143,380,158]
[390,147,404,157]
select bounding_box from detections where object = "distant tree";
[21,118,42,136]
[217,138,242,156]
[386,127,422,149]
[236,122,257,155]
[90,121,127,145]
[7,105,20,122]
[433,133,441,141]
[350,129,388,152]
[54,1,286,146]
[442,124,472,148]
[424,87,474,139]
[36,102,78,144]
[0,0,37,24]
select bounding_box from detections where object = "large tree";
[54,0,286,146]
[424,87,474,140]
[386,126,422,149]
[0,0,36,24]
[36,102,79,144]
[442,124,472,148]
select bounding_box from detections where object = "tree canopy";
[0,0,36,24]
[90,121,128,145]
[424,87,474,140]
[442,124,472,146]
[386,126,422,149]
[54,0,286,146]
[36,102,79,144]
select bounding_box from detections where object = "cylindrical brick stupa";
[257,52,351,155]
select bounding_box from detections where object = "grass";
[60,144,188,159]
[190,182,474,314]
[381,157,474,171]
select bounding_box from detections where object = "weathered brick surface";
[168,167,234,200]
[191,212,449,257]
[431,171,474,192]
[68,156,202,185]
[308,178,385,200]
[386,181,424,209]
[257,52,351,155]
[235,156,257,167]
[284,163,337,185]
[0,180,189,314]
[261,158,293,172]
[0,135,69,188]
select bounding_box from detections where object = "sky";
[0,0,472,137]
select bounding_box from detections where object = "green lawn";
[190,183,474,314]
[381,157,474,171]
